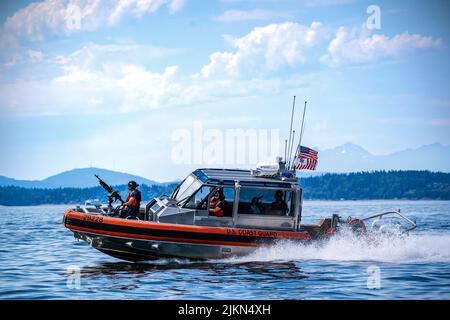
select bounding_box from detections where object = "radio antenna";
[287,96,296,166]
[288,130,296,168]
[284,139,288,163]
[291,101,308,171]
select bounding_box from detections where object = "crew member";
[271,190,287,215]
[250,196,262,214]
[119,181,142,218]
[208,190,228,217]
[209,190,220,209]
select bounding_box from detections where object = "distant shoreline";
[1,170,449,206]
[1,198,449,207]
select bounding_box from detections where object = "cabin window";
[196,186,234,217]
[215,187,234,217]
[184,186,235,217]
[184,185,215,209]
[237,188,295,217]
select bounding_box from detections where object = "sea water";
[0,201,449,299]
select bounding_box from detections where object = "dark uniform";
[271,190,288,215]
[120,181,141,219]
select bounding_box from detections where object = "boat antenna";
[291,100,308,171]
[287,95,296,165]
[288,130,296,168]
[284,139,288,163]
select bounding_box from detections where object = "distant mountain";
[0,176,39,188]
[0,167,157,188]
[317,142,450,173]
[0,143,449,188]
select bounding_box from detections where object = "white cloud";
[2,0,186,42]
[0,49,288,116]
[168,0,186,14]
[48,61,181,113]
[0,21,324,116]
[304,0,354,7]
[3,58,17,67]
[0,65,282,116]
[321,26,442,66]
[4,20,441,117]
[26,49,44,62]
[52,42,181,69]
[2,49,44,67]
[199,21,322,78]
[0,40,184,115]
[214,9,292,22]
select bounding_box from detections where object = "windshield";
[172,174,203,203]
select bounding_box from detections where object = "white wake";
[222,231,450,264]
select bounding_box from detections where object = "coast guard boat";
[62,159,416,261]
[63,98,416,261]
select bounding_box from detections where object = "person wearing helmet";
[119,181,142,219]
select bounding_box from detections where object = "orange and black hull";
[63,210,311,261]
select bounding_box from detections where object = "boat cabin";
[146,168,303,231]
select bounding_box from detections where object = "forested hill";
[0,183,178,206]
[300,171,450,200]
[0,171,448,206]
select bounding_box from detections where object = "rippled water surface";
[1,201,449,299]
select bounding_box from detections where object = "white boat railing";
[361,209,417,233]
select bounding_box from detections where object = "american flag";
[294,146,318,170]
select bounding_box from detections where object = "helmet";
[128,181,139,188]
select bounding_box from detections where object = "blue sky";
[0,0,449,181]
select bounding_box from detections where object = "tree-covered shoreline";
[300,170,450,200]
[0,171,448,206]
[0,183,178,206]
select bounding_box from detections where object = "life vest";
[212,200,226,217]
[126,189,141,209]
[210,197,219,209]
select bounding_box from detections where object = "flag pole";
[291,101,307,171]
[287,96,296,166]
